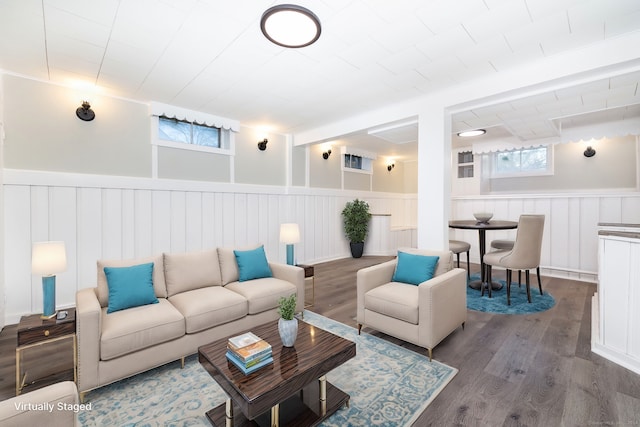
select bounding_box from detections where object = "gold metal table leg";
[319,375,327,416]
[225,398,233,427]
[271,403,279,427]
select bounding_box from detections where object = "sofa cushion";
[218,244,261,285]
[104,262,159,313]
[169,286,248,333]
[97,255,167,307]
[392,252,439,285]
[365,282,419,324]
[164,249,222,297]
[225,278,296,315]
[234,246,272,281]
[100,299,184,361]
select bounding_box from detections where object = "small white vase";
[278,317,298,347]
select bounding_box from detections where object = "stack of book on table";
[226,332,273,375]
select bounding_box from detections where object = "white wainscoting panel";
[451,193,640,282]
[3,170,417,323]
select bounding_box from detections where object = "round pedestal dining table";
[448,219,518,291]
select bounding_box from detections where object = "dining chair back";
[483,214,545,304]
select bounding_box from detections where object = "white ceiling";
[1,0,639,160]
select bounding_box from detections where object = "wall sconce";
[322,149,332,159]
[257,138,268,151]
[583,146,596,157]
[387,160,395,171]
[76,101,95,121]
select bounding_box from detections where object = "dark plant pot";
[350,242,364,258]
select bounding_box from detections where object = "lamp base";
[40,312,57,320]
[41,275,57,319]
[286,244,295,266]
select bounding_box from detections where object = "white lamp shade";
[279,223,300,244]
[32,241,67,275]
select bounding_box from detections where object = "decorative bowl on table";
[473,212,493,223]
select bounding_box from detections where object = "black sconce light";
[76,101,95,121]
[322,149,332,159]
[387,163,395,172]
[257,138,268,151]
[583,146,596,157]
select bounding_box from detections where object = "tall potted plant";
[341,199,372,258]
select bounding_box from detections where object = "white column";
[416,104,451,251]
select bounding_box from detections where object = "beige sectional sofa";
[76,246,304,397]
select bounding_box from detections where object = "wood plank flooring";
[1,256,639,426]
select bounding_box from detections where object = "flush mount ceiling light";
[457,129,486,137]
[261,4,321,48]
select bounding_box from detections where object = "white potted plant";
[277,294,298,347]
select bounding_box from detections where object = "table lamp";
[32,241,67,319]
[279,223,300,265]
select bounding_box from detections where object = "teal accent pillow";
[105,262,159,313]
[234,246,273,282]
[392,252,440,285]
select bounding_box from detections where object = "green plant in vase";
[341,198,372,258]
[277,294,298,347]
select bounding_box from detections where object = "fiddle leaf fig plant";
[341,199,372,243]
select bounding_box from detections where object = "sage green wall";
[309,144,341,189]
[488,136,637,192]
[344,170,370,191]
[292,145,306,186]
[3,75,151,177]
[372,157,404,192]
[234,129,286,186]
[158,147,231,182]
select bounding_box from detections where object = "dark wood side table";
[297,264,314,308]
[15,308,77,395]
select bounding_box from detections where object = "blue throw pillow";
[104,262,159,313]
[234,246,273,282]
[392,252,440,285]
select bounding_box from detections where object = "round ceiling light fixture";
[260,4,321,48]
[457,129,486,137]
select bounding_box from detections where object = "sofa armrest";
[417,267,467,348]
[269,262,305,312]
[76,287,102,394]
[0,381,79,427]
[356,260,397,323]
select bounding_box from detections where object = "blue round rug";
[466,273,555,315]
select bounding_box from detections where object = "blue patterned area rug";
[78,310,457,426]
[467,273,556,315]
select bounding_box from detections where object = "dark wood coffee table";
[198,319,356,427]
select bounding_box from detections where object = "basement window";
[485,146,553,178]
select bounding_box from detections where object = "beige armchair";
[356,248,467,361]
[0,381,79,427]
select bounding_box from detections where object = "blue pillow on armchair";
[392,251,440,285]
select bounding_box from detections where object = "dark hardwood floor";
[309,256,640,427]
[1,256,639,426]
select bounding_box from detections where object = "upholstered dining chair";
[483,214,545,304]
[449,240,471,279]
[490,239,542,292]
